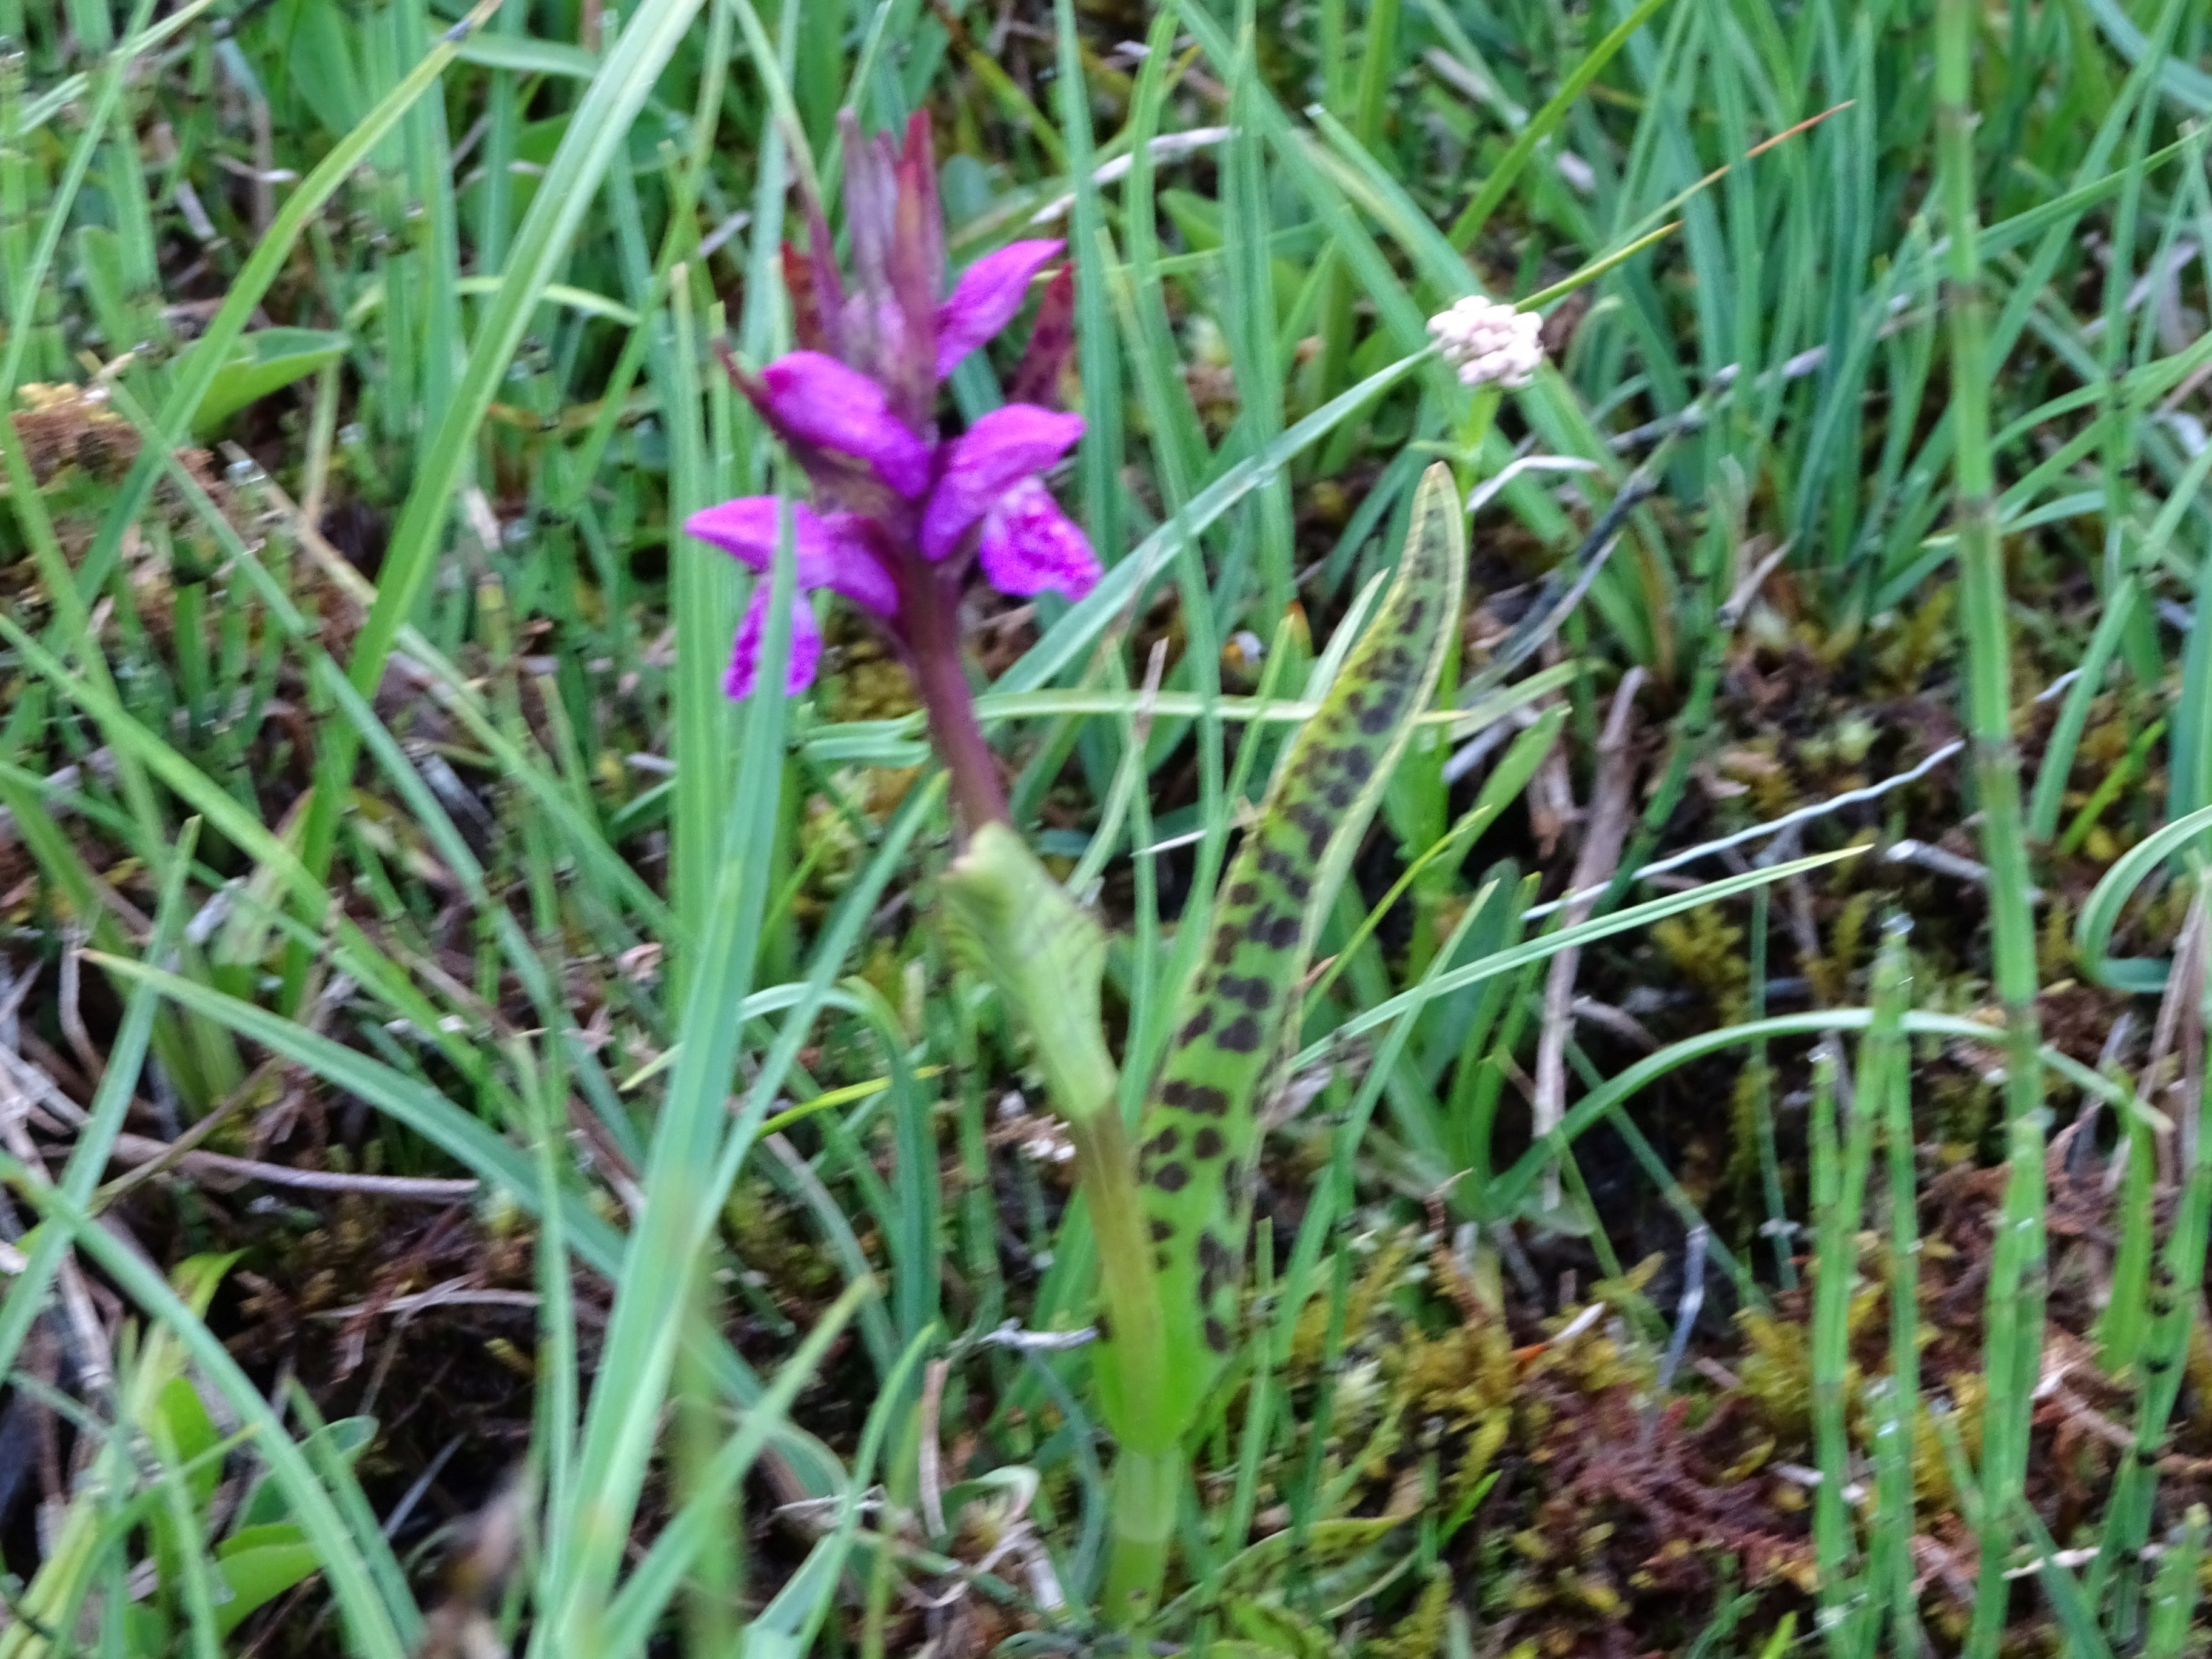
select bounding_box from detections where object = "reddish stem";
[899,561,1008,834]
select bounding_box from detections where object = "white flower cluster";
[1427,296,1544,390]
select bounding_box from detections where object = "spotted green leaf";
[1134,462,1465,1438]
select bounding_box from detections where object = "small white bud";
[1426,295,1544,390]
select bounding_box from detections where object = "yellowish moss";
[1394,1321,1518,1501]
[1942,1369,1988,1469]
[1586,1254,1667,1355]
[1293,1231,1416,1370]
[723,1175,840,1299]
[1717,740,1798,819]
[1563,1569,1624,1617]
[1717,1432,1778,1484]
[1929,1067,1997,1158]
[822,631,919,724]
[2037,900,2074,980]
[1870,581,1956,694]
[1723,1059,1784,1218]
[1510,1529,1553,1566]
[1363,1566,1451,1659]
[1736,1307,1815,1442]
[2076,696,2131,771]
[1652,903,1749,1019]
[1806,889,1874,1005]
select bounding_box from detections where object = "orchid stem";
[939,825,1177,1626]
[903,566,1010,834]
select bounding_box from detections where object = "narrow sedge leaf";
[1134,462,1464,1438]
[2073,799,2212,991]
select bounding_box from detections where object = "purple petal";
[760,351,931,497]
[683,497,900,619]
[975,479,1100,600]
[936,240,1064,379]
[808,523,901,618]
[726,587,825,700]
[683,496,825,571]
[918,404,1085,560]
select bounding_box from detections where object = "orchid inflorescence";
[685,113,1101,716]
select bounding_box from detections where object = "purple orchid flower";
[683,112,1097,829]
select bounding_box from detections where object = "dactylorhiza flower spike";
[683,111,1099,702]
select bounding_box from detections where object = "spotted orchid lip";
[919,404,1087,562]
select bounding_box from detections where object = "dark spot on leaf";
[1155,1161,1190,1193]
[1265,914,1300,948]
[1179,1007,1214,1045]
[1147,1126,1181,1158]
[1205,1316,1229,1352]
[1228,880,1259,906]
[1185,1085,1230,1116]
[1217,1014,1262,1052]
[1193,1126,1224,1159]
[1358,699,1395,734]
[1150,1218,1173,1242]
[1256,851,1312,905]
[1160,1081,1190,1107]
[1213,933,1239,965]
[1217,973,1272,1011]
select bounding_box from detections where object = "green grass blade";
[1446,0,1675,250]
[598,1281,875,1651]
[534,540,793,1645]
